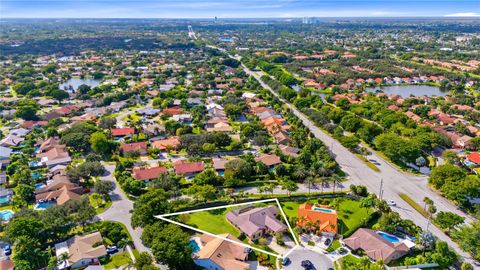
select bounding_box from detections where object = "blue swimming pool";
[218,171,225,176]
[0,210,14,221]
[0,196,10,204]
[35,183,45,189]
[32,173,41,179]
[377,231,400,243]
[29,161,39,168]
[34,202,56,210]
[189,240,200,253]
[313,207,333,213]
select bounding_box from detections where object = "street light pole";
[379,178,384,199]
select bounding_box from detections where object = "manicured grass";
[355,154,380,172]
[399,193,429,218]
[326,239,342,252]
[281,197,373,235]
[104,251,132,270]
[184,208,241,237]
[89,193,112,214]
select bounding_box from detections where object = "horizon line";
[2,16,480,19]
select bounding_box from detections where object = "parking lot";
[282,247,333,270]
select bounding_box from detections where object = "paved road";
[234,181,351,195]
[238,60,476,264]
[282,247,333,270]
[98,163,168,269]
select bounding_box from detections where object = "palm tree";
[423,197,433,212]
[426,204,437,232]
[304,176,316,195]
[330,174,342,194]
[319,177,329,193]
[297,215,307,228]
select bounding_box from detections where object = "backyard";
[182,207,241,237]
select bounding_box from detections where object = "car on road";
[282,257,291,266]
[301,260,314,269]
[387,200,396,206]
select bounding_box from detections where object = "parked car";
[324,238,331,246]
[387,200,396,206]
[4,245,11,256]
[301,260,314,269]
[106,246,118,254]
[282,257,291,266]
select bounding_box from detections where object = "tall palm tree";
[304,176,316,195]
[319,177,329,193]
[423,197,433,212]
[330,174,341,194]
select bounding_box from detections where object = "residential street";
[98,163,167,270]
[238,60,477,264]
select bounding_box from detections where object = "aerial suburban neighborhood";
[0,1,479,270]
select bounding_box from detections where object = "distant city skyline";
[1,0,479,19]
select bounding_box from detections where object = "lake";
[366,85,447,98]
[59,78,101,92]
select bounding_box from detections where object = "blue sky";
[1,0,479,18]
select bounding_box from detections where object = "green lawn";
[326,239,342,252]
[89,193,112,214]
[184,208,241,237]
[281,197,373,235]
[104,252,132,270]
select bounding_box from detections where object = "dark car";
[106,246,118,254]
[301,260,314,269]
[324,238,331,246]
[4,245,11,256]
[281,257,291,266]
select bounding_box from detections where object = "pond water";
[59,78,101,92]
[366,85,447,98]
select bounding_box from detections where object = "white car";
[387,200,396,206]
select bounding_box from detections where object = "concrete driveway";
[282,247,333,270]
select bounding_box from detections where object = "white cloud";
[444,12,480,17]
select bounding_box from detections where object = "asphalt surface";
[238,60,477,265]
[98,163,168,270]
[282,247,333,270]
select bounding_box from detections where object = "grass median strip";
[354,154,380,172]
[399,193,429,218]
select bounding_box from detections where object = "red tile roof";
[132,166,168,181]
[120,141,147,153]
[111,128,135,137]
[466,152,480,165]
[174,160,205,174]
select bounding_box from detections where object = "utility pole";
[379,178,384,199]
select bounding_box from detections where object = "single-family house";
[35,174,83,206]
[226,206,286,240]
[279,145,300,157]
[465,152,480,167]
[174,160,205,177]
[120,141,148,155]
[111,128,135,138]
[0,134,24,147]
[55,232,107,270]
[0,146,13,160]
[297,204,337,234]
[151,137,180,151]
[132,166,168,181]
[344,228,410,264]
[255,154,281,168]
[193,234,249,270]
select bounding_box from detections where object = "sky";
[1,0,479,19]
